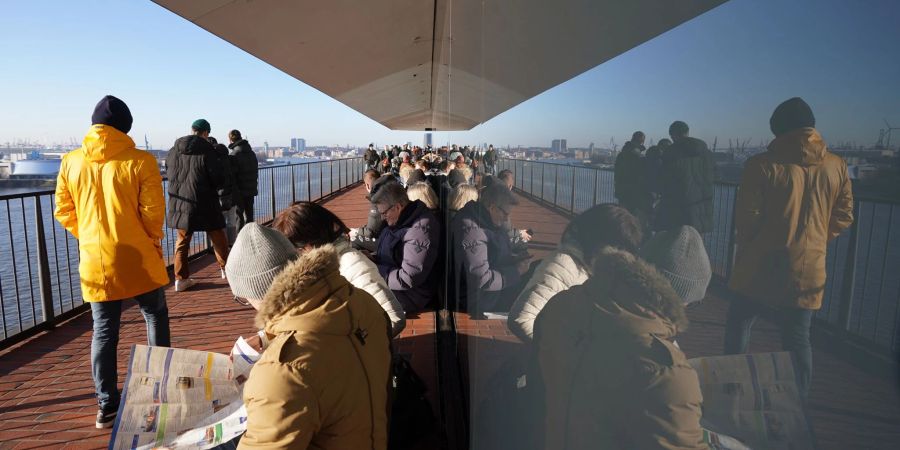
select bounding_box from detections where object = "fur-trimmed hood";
[588,246,689,334]
[255,244,348,332]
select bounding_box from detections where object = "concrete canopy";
[152,0,727,131]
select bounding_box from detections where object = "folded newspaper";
[692,352,816,450]
[110,342,813,450]
[108,338,260,450]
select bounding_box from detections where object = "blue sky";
[1,0,898,149]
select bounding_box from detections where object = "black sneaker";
[96,409,117,429]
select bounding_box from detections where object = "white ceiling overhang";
[152,0,727,131]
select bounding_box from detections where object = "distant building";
[424,133,433,147]
[551,139,567,153]
[291,138,306,152]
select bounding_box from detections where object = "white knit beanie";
[639,225,712,305]
[225,223,297,301]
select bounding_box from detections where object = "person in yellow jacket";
[725,97,854,398]
[54,96,171,429]
[225,223,391,450]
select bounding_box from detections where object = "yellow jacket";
[240,245,391,450]
[54,125,169,302]
[728,128,854,309]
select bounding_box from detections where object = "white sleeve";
[507,252,588,341]
[340,251,407,337]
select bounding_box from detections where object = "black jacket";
[656,136,715,232]
[166,135,228,231]
[228,139,259,198]
[614,141,648,211]
[213,143,235,210]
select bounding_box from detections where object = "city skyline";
[1,0,899,149]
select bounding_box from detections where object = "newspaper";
[691,352,816,450]
[108,338,260,450]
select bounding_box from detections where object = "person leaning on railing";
[54,95,171,429]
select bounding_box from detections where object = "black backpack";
[388,354,436,450]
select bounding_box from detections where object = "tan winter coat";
[728,128,854,309]
[239,245,391,450]
[534,247,706,450]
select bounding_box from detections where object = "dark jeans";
[235,195,255,232]
[723,298,814,398]
[91,287,170,412]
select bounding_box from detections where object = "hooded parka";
[54,125,170,302]
[534,247,706,450]
[728,128,853,309]
[240,245,391,450]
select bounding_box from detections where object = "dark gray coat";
[166,135,228,231]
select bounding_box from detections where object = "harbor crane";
[882,119,899,150]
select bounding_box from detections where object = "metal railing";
[0,157,363,349]
[499,158,900,358]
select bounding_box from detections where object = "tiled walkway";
[1,184,899,449]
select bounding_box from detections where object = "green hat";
[191,118,211,132]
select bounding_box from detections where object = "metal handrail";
[500,157,900,204]
[0,157,363,349]
[498,157,900,358]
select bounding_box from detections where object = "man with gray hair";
[371,182,441,313]
[451,184,531,315]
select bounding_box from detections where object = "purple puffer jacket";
[375,200,440,313]
[451,201,521,297]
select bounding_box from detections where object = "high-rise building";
[424,133,433,147]
[290,138,307,152]
[551,139,567,153]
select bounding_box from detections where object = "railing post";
[553,164,559,206]
[330,161,335,194]
[290,164,296,203]
[33,198,55,328]
[570,167,577,213]
[270,168,276,221]
[319,162,325,199]
[724,185,740,280]
[837,200,860,330]
[592,169,598,207]
[540,164,545,200]
[530,162,535,195]
[306,163,312,201]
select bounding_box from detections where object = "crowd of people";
[54,94,852,449]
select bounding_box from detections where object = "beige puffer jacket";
[239,245,391,450]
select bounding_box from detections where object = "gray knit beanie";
[639,226,712,305]
[226,223,297,301]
